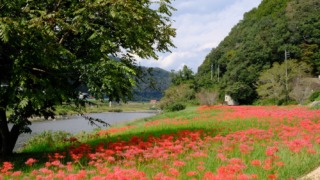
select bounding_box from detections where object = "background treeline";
[159,0,320,110]
[195,0,320,105]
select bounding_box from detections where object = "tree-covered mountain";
[78,66,170,102]
[133,67,170,101]
[197,0,320,104]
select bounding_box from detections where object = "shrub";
[164,103,186,112]
[309,91,320,102]
[108,109,123,112]
[159,83,195,110]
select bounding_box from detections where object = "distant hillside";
[78,66,170,101]
[197,0,320,104]
[133,67,170,101]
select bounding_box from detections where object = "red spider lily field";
[2,105,320,179]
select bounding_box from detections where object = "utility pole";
[285,50,289,102]
[217,64,220,82]
[211,63,213,81]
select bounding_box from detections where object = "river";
[14,112,156,151]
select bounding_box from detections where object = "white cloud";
[138,0,262,72]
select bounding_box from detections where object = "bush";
[108,109,123,112]
[164,103,186,112]
[253,98,278,105]
[309,91,320,102]
[159,83,195,110]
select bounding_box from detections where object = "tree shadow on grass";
[8,126,220,172]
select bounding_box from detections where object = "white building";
[224,94,238,106]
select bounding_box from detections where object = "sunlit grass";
[55,101,155,116]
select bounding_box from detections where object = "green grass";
[5,106,320,179]
[55,101,155,116]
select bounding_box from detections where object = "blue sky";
[138,0,262,72]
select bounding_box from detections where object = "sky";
[138,0,262,72]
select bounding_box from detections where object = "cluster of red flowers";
[1,106,319,179]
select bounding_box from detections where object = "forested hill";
[197,0,320,104]
[133,67,170,101]
[78,66,170,101]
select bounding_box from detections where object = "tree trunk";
[0,108,11,158]
[0,108,20,159]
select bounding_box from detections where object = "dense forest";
[197,0,320,104]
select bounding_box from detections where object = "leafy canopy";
[257,60,312,103]
[0,0,176,156]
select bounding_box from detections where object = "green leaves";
[18,98,29,108]
[0,0,176,140]
[257,60,312,103]
[0,22,10,43]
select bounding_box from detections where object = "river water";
[14,112,156,151]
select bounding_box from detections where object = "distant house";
[150,100,157,104]
[224,94,238,106]
[150,100,158,109]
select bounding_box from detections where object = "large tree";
[257,60,312,104]
[170,65,195,86]
[0,0,175,157]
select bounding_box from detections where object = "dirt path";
[299,167,320,180]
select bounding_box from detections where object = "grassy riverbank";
[55,101,157,115]
[3,105,320,179]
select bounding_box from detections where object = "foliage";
[197,0,320,104]
[0,0,176,156]
[159,65,198,110]
[309,91,320,102]
[224,82,256,104]
[159,83,196,110]
[170,65,195,86]
[257,60,312,104]
[107,109,123,113]
[163,103,186,112]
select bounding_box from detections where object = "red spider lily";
[275,161,284,167]
[167,168,179,177]
[251,160,261,166]
[173,160,186,167]
[268,174,277,179]
[265,146,278,156]
[25,158,38,166]
[186,171,197,176]
[0,162,13,174]
[11,171,22,176]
